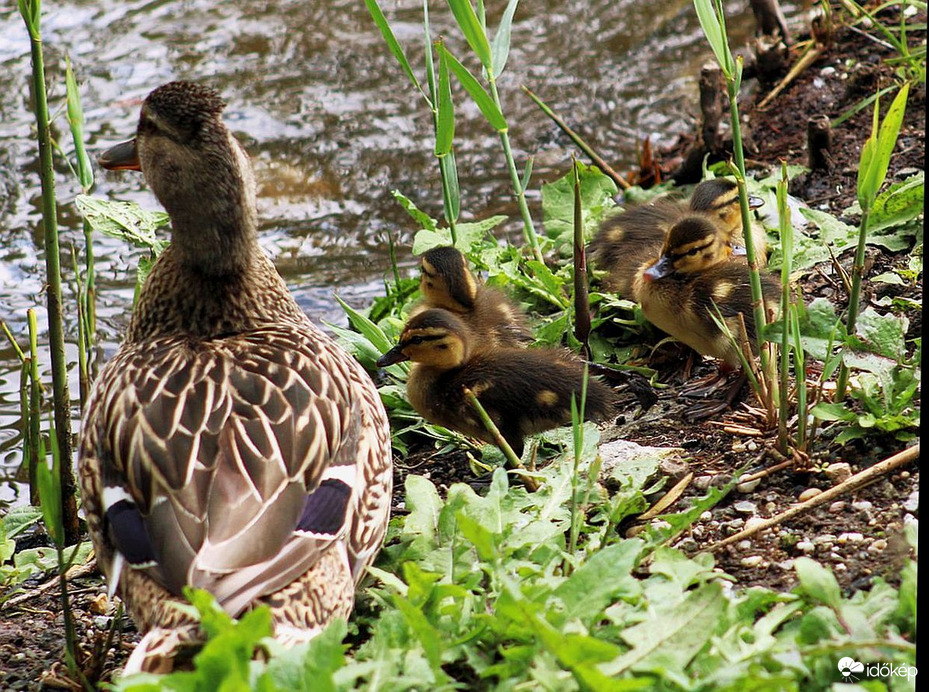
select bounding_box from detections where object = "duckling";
[376,309,614,457]
[81,82,392,673]
[416,246,532,347]
[689,177,768,265]
[633,215,779,369]
[589,178,767,296]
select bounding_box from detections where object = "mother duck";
[79,82,392,673]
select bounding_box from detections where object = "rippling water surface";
[0,0,776,503]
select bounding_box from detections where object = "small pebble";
[13,652,26,661]
[852,500,873,512]
[694,475,715,491]
[744,517,767,532]
[93,616,111,629]
[778,559,795,570]
[699,511,713,522]
[814,534,837,544]
[834,562,847,572]
[746,441,758,452]
[903,490,918,513]
[824,462,852,484]
[736,478,761,493]
[820,66,836,77]
[734,501,757,514]
[869,538,888,553]
[838,532,864,544]
[737,539,752,550]
[741,555,764,568]
[828,501,846,513]
[799,488,823,502]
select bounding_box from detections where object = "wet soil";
[0,8,922,690]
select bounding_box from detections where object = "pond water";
[0,0,794,504]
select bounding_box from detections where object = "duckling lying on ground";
[416,246,532,347]
[632,215,780,418]
[589,178,767,296]
[633,215,779,368]
[377,308,615,457]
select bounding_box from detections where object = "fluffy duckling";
[689,178,768,265]
[589,178,767,296]
[633,216,779,369]
[417,246,532,347]
[82,82,392,672]
[377,309,614,457]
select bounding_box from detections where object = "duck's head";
[419,246,478,312]
[376,309,470,369]
[643,216,733,281]
[689,178,763,243]
[99,81,258,274]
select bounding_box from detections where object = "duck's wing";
[80,324,381,616]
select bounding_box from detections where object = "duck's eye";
[688,248,700,256]
[408,336,424,345]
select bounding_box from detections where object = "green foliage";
[125,455,916,690]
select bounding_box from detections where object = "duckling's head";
[377,309,470,369]
[643,216,733,281]
[99,81,258,275]
[419,247,478,312]
[689,178,763,242]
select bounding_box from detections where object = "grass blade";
[438,43,507,131]
[364,0,428,103]
[491,0,520,78]
[446,0,493,69]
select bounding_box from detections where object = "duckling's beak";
[377,345,410,367]
[643,255,674,282]
[98,139,141,171]
[748,195,764,210]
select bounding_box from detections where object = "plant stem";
[464,387,539,491]
[488,78,544,263]
[21,2,80,545]
[834,206,871,400]
[28,310,41,506]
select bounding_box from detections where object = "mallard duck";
[79,82,392,673]
[632,215,779,369]
[376,308,614,457]
[589,178,767,296]
[416,246,532,347]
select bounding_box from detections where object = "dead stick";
[522,85,630,190]
[464,388,540,491]
[706,444,919,551]
[758,45,823,110]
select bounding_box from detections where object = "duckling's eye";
[408,336,424,345]
[687,248,700,256]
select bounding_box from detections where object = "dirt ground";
[0,8,922,690]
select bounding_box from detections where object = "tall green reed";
[18,0,80,544]
[835,83,910,399]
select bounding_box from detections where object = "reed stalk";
[776,164,792,452]
[19,0,80,544]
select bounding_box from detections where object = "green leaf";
[869,171,925,232]
[602,580,727,675]
[692,0,730,77]
[855,307,907,359]
[334,295,394,354]
[439,150,460,222]
[445,0,493,69]
[37,427,63,547]
[491,0,520,78]
[435,46,454,157]
[392,189,437,231]
[411,214,506,255]
[266,620,347,692]
[65,57,94,191]
[858,83,910,208]
[542,162,617,252]
[794,557,842,608]
[363,0,426,101]
[404,475,443,544]
[75,195,170,253]
[552,541,642,626]
[438,44,507,131]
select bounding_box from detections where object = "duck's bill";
[376,345,410,367]
[642,256,674,282]
[748,195,764,210]
[99,139,141,171]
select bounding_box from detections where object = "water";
[0,0,776,504]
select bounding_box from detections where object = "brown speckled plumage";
[79,81,391,673]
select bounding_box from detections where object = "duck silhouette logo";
[838,657,865,680]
